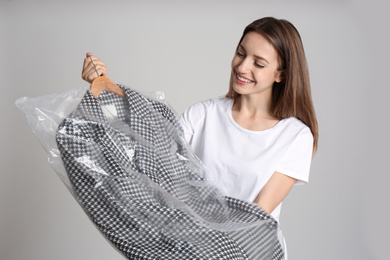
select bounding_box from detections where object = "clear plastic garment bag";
[16,83,285,260]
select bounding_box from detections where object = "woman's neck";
[232,95,279,131]
[234,93,273,117]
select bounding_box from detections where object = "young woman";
[82,17,318,257]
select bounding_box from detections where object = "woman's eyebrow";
[254,55,269,64]
[239,45,270,64]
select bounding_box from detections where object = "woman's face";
[231,32,282,99]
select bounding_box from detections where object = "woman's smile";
[235,72,255,84]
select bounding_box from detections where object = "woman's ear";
[275,71,283,83]
[275,69,285,83]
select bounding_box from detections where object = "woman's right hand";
[82,52,108,83]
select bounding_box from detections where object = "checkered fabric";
[56,85,284,259]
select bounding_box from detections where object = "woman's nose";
[236,58,251,73]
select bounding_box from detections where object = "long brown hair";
[226,17,318,154]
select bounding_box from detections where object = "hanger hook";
[89,55,100,77]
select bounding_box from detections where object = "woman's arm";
[253,171,296,214]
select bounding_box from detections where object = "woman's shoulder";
[188,96,232,110]
[180,96,231,130]
[184,96,232,116]
[282,117,309,129]
[280,117,313,140]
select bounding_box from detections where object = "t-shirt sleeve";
[179,107,195,144]
[179,100,209,145]
[275,127,314,185]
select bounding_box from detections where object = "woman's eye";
[236,51,244,57]
[255,63,265,68]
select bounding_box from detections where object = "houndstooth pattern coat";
[56,85,284,259]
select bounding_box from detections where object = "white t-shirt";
[179,97,313,222]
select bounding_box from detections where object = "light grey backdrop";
[1,0,389,259]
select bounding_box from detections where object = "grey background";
[1,0,389,259]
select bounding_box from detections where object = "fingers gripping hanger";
[89,56,125,98]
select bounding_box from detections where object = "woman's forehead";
[240,32,279,64]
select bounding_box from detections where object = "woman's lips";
[236,72,254,85]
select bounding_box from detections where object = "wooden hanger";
[88,55,125,98]
[90,76,125,98]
